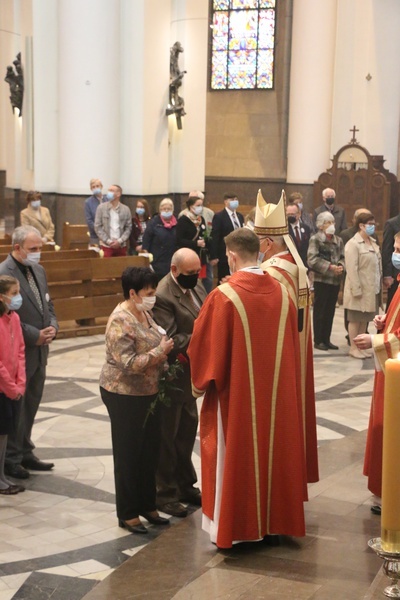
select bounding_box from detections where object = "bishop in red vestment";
[188,229,307,549]
[254,190,319,484]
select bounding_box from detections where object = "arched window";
[210,0,276,90]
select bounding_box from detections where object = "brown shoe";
[160,502,188,517]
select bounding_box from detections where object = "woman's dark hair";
[186,196,201,209]
[121,267,158,299]
[355,211,374,230]
[135,198,150,219]
[0,275,18,316]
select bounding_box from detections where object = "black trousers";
[101,387,160,520]
[156,391,198,505]
[313,282,340,345]
[6,363,46,466]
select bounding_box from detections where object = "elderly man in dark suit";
[152,248,206,517]
[382,213,400,309]
[209,193,244,283]
[286,202,311,267]
[314,188,347,235]
[0,225,58,479]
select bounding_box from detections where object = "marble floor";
[0,307,387,599]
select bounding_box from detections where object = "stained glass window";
[210,0,276,90]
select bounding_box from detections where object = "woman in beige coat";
[343,211,382,359]
[20,191,55,243]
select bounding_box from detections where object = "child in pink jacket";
[0,275,26,494]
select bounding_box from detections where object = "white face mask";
[325,224,335,235]
[135,295,156,312]
[21,248,41,266]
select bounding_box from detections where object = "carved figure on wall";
[4,52,24,116]
[166,41,186,130]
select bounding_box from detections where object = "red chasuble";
[262,253,319,483]
[364,285,400,497]
[188,270,307,549]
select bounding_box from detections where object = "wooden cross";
[349,125,359,143]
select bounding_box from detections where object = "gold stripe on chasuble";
[265,268,297,307]
[386,302,400,335]
[218,282,290,535]
[218,283,262,537]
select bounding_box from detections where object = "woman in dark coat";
[176,197,209,282]
[129,198,151,255]
[142,198,177,280]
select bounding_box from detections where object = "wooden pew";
[62,223,90,249]
[0,235,11,246]
[45,255,149,337]
[0,248,99,263]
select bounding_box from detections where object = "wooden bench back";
[0,235,11,246]
[62,223,90,249]
[46,255,149,330]
[0,248,99,264]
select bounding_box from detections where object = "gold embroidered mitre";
[254,189,309,309]
[254,189,288,236]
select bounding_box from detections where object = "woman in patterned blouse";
[100,267,174,534]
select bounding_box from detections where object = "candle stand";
[369,538,400,597]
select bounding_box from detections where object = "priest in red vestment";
[354,232,400,510]
[253,190,319,484]
[188,228,307,549]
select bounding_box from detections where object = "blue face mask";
[92,187,102,196]
[136,207,145,216]
[392,253,400,271]
[365,224,375,236]
[192,206,203,216]
[106,191,115,201]
[31,200,41,209]
[228,200,239,211]
[4,293,23,311]
[161,211,173,219]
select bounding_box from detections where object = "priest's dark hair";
[224,228,259,258]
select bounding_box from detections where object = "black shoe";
[327,342,339,350]
[4,464,30,479]
[314,343,329,351]
[345,334,350,346]
[141,512,170,525]
[159,502,188,517]
[21,458,54,471]
[180,490,202,506]
[118,519,148,534]
[263,534,281,546]
[371,505,381,515]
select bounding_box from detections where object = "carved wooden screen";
[314,143,391,233]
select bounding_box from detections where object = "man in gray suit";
[0,226,58,479]
[153,248,206,517]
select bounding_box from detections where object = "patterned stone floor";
[0,307,382,599]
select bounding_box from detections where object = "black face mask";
[287,215,297,224]
[325,197,335,206]
[177,273,199,289]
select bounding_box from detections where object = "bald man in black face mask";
[152,248,207,518]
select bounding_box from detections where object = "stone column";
[331,0,400,173]
[168,0,209,194]
[119,0,172,196]
[57,0,120,193]
[287,0,338,184]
